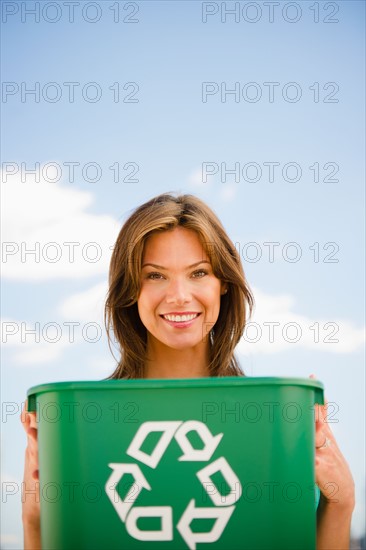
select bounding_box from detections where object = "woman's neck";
[143,339,211,379]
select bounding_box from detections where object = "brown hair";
[105,193,254,379]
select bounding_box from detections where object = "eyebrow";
[142,260,211,270]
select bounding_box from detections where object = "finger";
[27,438,38,459]
[20,400,37,431]
[310,378,337,450]
[313,400,328,448]
[28,412,38,429]
[314,402,326,427]
[309,374,324,424]
[309,373,329,415]
[315,402,334,439]
[314,393,329,427]
[315,424,326,448]
[318,398,336,434]
[318,401,327,423]
[32,469,39,481]
[26,439,39,470]
[20,399,30,429]
[27,427,38,442]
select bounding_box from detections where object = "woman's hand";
[21,401,41,549]
[314,399,355,510]
[311,375,355,549]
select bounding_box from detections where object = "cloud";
[1,317,80,366]
[219,183,237,202]
[1,166,120,281]
[58,280,108,322]
[1,281,110,366]
[238,287,365,354]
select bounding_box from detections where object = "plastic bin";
[27,377,323,549]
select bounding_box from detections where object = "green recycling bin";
[27,377,323,550]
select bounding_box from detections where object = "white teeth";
[163,314,198,322]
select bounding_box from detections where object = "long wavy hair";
[105,193,254,379]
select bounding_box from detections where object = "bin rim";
[27,376,324,401]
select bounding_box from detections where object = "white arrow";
[126,421,183,468]
[196,456,242,506]
[176,499,235,550]
[105,463,151,522]
[126,506,173,541]
[174,421,223,461]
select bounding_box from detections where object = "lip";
[161,311,201,316]
[159,312,201,329]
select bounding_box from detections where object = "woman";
[22,193,355,549]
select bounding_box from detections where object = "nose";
[165,278,192,306]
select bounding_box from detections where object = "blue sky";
[1,1,365,546]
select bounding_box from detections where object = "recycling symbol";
[105,421,242,549]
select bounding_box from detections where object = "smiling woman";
[21,193,355,550]
[104,193,254,380]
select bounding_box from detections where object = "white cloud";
[219,183,237,202]
[1,282,109,366]
[58,280,108,323]
[13,341,70,366]
[1,317,79,365]
[1,166,120,281]
[238,287,365,354]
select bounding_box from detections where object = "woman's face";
[138,227,226,353]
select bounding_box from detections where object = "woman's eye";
[146,272,164,280]
[192,269,208,278]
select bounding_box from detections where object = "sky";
[1,0,365,547]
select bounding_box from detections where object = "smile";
[162,313,200,322]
